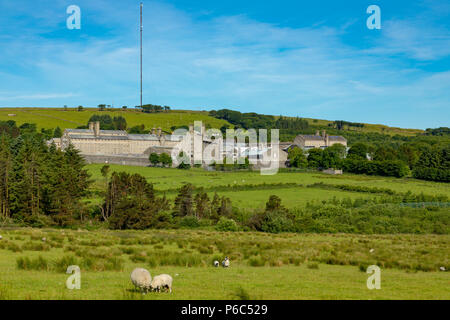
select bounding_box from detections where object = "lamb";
[222,257,230,268]
[150,274,173,293]
[130,268,152,294]
[213,260,219,267]
[0,235,3,240]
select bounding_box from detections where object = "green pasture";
[0,228,448,300]
[0,107,425,137]
[85,165,450,209]
[0,108,231,132]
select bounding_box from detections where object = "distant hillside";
[0,107,231,132]
[0,107,428,139]
[302,117,423,137]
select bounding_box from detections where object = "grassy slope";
[0,108,231,132]
[0,107,424,136]
[86,165,450,209]
[0,229,448,300]
[302,117,423,136]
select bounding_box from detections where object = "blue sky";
[0,0,449,129]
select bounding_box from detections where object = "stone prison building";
[50,122,346,168]
[52,121,208,166]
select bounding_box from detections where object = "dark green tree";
[53,127,63,138]
[307,148,323,168]
[149,153,160,166]
[159,153,172,167]
[173,184,194,217]
[288,147,307,168]
[347,143,369,160]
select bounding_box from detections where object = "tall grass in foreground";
[16,254,124,272]
[0,286,11,300]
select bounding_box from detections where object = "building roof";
[128,134,160,141]
[66,128,128,135]
[68,134,130,140]
[297,135,325,141]
[64,127,188,142]
[329,136,347,141]
[66,129,92,133]
[296,134,347,142]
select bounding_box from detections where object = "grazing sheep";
[130,268,152,294]
[150,274,173,293]
[213,260,219,267]
[0,235,2,240]
[222,257,230,268]
[369,249,374,253]
[440,266,446,271]
[42,237,46,242]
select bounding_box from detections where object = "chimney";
[325,133,329,146]
[189,124,194,135]
[94,121,100,137]
[315,130,320,136]
[89,122,95,131]
[157,127,162,136]
[152,127,156,135]
[322,130,326,137]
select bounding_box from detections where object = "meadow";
[0,108,230,132]
[86,165,450,209]
[0,107,425,137]
[0,228,448,300]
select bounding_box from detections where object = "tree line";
[288,141,449,181]
[209,109,309,137]
[0,122,90,226]
[135,104,171,113]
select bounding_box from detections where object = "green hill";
[0,107,231,132]
[0,107,426,137]
[302,117,423,136]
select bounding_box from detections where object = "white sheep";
[213,260,219,267]
[150,274,173,293]
[0,235,3,240]
[222,257,230,268]
[130,268,152,294]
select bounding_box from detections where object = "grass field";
[0,228,448,300]
[0,107,425,137]
[302,118,424,136]
[85,165,450,209]
[0,108,231,132]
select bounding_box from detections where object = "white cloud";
[365,19,450,60]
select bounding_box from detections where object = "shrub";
[16,256,50,271]
[342,159,410,177]
[261,212,294,234]
[53,255,78,273]
[215,217,238,232]
[248,256,265,267]
[234,287,251,300]
[21,241,50,251]
[179,216,200,228]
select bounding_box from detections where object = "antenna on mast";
[140,2,143,110]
